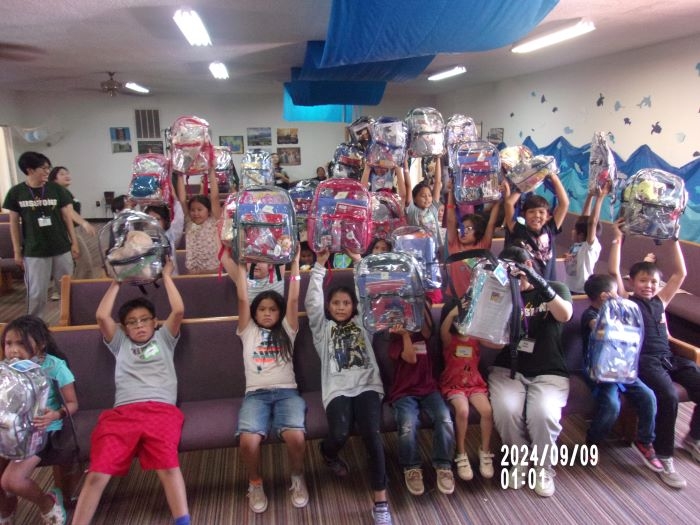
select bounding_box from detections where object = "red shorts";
[88,401,184,476]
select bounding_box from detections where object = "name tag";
[38,216,52,227]
[517,338,536,353]
[413,341,427,355]
[455,345,473,358]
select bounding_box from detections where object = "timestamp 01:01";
[500,443,599,469]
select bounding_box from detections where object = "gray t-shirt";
[105,326,179,407]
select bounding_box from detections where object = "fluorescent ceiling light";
[209,62,229,80]
[512,18,595,53]
[173,8,212,46]
[124,82,150,94]
[428,66,467,81]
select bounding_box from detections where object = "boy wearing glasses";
[72,260,191,525]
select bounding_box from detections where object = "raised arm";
[175,171,189,221]
[208,166,221,220]
[286,246,301,332]
[503,182,520,233]
[550,172,570,230]
[431,157,443,203]
[305,249,329,341]
[446,185,459,246]
[394,163,408,208]
[586,185,607,245]
[96,280,120,342]
[360,163,371,190]
[221,249,250,330]
[657,236,687,307]
[482,199,502,249]
[161,259,185,336]
[440,305,458,348]
[608,218,628,299]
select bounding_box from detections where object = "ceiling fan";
[100,71,149,96]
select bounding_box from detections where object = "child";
[609,218,699,489]
[403,162,443,249]
[245,262,285,303]
[439,304,495,481]
[305,248,392,525]
[563,185,608,294]
[178,168,222,274]
[299,242,316,271]
[0,315,77,525]
[503,171,569,280]
[221,248,308,513]
[387,307,456,497]
[580,274,662,472]
[365,238,392,257]
[145,199,185,275]
[72,259,190,525]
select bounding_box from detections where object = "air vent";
[135,109,160,139]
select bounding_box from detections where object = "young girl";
[439,304,495,481]
[0,315,78,525]
[145,200,185,275]
[178,168,222,274]
[221,248,308,513]
[305,248,392,525]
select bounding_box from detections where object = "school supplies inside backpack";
[331,143,365,179]
[99,210,171,285]
[347,116,374,149]
[620,168,687,241]
[500,145,558,194]
[307,178,372,254]
[366,117,407,168]
[288,179,319,241]
[405,107,445,158]
[587,297,644,383]
[170,116,213,175]
[0,359,50,460]
[370,190,407,241]
[240,149,274,187]
[445,114,481,164]
[588,131,617,193]
[450,140,501,205]
[232,186,297,265]
[391,225,442,289]
[128,153,173,208]
[218,192,238,246]
[356,252,425,333]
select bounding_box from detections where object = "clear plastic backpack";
[99,210,171,285]
[450,140,501,205]
[366,117,407,168]
[370,190,406,241]
[445,114,480,171]
[588,131,617,193]
[170,116,212,175]
[331,143,365,179]
[307,178,372,254]
[356,252,425,333]
[128,154,173,208]
[219,192,238,246]
[405,107,445,158]
[240,150,274,188]
[231,186,297,265]
[620,168,687,241]
[213,146,235,193]
[288,179,319,241]
[0,359,50,460]
[347,116,374,149]
[391,225,441,289]
[500,145,558,194]
[587,297,644,383]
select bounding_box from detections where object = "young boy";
[72,260,191,525]
[503,171,569,280]
[387,311,456,497]
[564,184,609,294]
[581,274,662,472]
[609,218,700,489]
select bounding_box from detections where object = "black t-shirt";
[493,281,572,377]
[580,305,599,359]
[628,295,671,358]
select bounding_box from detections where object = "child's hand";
[316,248,330,266]
[345,248,362,264]
[612,218,625,239]
[33,409,61,431]
[389,323,407,335]
[601,180,612,195]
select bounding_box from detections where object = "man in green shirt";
[3,151,79,319]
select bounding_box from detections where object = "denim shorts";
[237,388,307,439]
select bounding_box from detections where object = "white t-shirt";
[564,238,601,294]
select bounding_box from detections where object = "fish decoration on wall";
[637,96,652,108]
[624,118,632,125]
[596,93,605,107]
[650,121,662,135]
[614,101,623,111]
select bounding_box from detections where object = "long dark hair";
[1,315,67,362]
[250,291,293,362]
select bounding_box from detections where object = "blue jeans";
[237,388,306,439]
[392,391,455,470]
[586,378,656,444]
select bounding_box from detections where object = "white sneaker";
[478,448,495,479]
[659,457,687,489]
[534,468,555,497]
[682,435,700,463]
[247,482,268,513]
[289,474,309,508]
[454,453,473,481]
[372,502,393,525]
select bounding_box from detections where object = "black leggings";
[321,390,387,491]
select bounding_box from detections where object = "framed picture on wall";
[487,127,504,146]
[277,127,299,144]
[109,126,132,153]
[137,140,164,154]
[219,135,244,153]
[277,147,301,166]
[247,127,272,147]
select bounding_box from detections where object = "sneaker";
[454,453,473,481]
[534,468,556,498]
[659,457,687,489]
[631,441,663,472]
[403,468,425,496]
[289,474,309,508]
[436,468,455,495]
[506,464,526,490]
[42,488,66,525]
[372,502,393,525]
[320,443,349,477]
[247,482,268,513]
[49,291,60,301]
[478,448,495,479]
[682,435,700,463]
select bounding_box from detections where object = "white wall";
[437,33,700,168]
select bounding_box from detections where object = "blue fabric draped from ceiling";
[320,0,559,67]
[523,136,700,243]
[282,89,354,123]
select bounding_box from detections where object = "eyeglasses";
[124,316,154,328]
[460,226,475,233]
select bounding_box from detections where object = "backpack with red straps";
[307,178,371,254]
[170,116,212,176]
[450,140,501,205]
[128,153,173,208]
